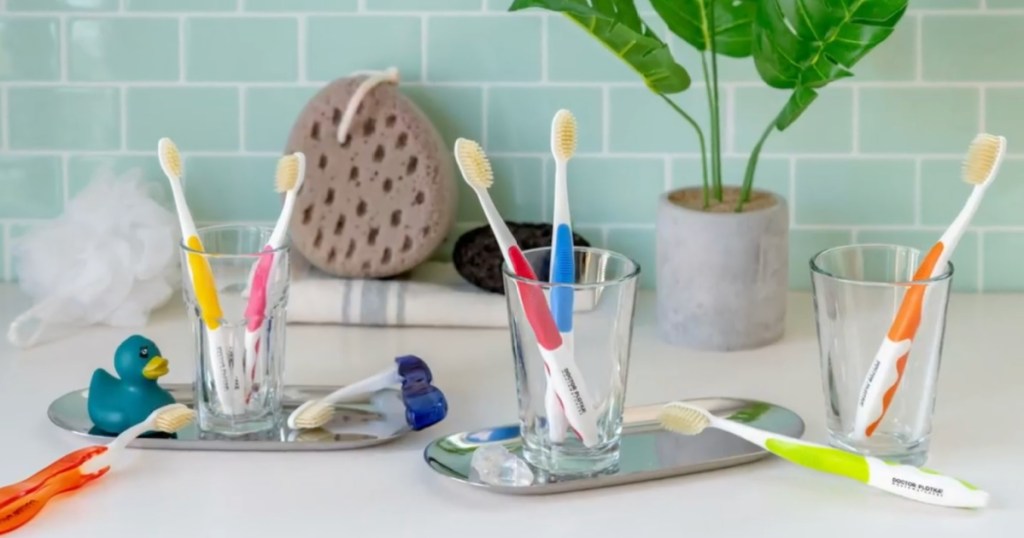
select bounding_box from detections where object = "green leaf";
[650,0,759,58]
[752,0,909,90]
[774,86,818,130]
[510,0,691,93]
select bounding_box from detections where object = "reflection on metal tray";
[424,397,804,495]
[48,384,410,451]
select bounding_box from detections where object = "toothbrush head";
[454,138,493,190]
[395,355,448,431]
[658,402,712,436]
[275,152,307,194]
[551,109,577,161]
[148,404,196,434]
[157,137,182,180]
[963,133,1006,186]
[288,400,334,430]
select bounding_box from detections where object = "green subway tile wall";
[0,0,1021,292]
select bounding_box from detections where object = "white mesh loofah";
[7,165,181,348]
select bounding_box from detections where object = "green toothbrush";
[658,402,988,509]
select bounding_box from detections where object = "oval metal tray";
[423,397,804,495]
[48,384,411,451]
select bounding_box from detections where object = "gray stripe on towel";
[341,279,353,324]
[395,281,407,325]
[360,279,389,325]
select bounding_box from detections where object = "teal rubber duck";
[87,335,175,435]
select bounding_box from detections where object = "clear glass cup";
[180,224,289,435]
[502,246,640,476]
[810,244,952,466]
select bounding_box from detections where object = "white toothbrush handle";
[539,345,599,447]
[717,419,987,509]
[321,368,401,405]
[851,338,912,440]
[866,457,989,508]
[545,333,571,443]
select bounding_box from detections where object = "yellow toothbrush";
[158,138,243,415]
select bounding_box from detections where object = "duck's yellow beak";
[142,356,169,380]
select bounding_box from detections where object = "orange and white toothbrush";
[158,137,243,415]
[243,152,305,401]
[852,133,1006,440]
[0,404,194,535]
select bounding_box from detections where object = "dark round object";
[452,222,592,294]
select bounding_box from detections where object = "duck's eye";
[139,347,149,358]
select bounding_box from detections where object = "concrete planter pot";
[656,187,788,351]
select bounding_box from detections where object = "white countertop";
[0,284,1019,537]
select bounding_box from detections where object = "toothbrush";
[158,137,243,415]
[852,133,1006,440]
[0,404,195,534]
[546,109,577,443]
[659,402,988,509]
[455,137,601,448]
[243,152,306,401]
[287,355,447,431]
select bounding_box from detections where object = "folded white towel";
[287,255,600,328]
[287,256,510,327]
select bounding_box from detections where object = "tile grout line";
[297,15,307,83]
[420,15,428,82]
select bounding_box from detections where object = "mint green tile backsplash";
[1,0,1023,292]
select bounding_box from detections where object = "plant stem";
[700,52,719,204]
[736,118,776,212]
[707,2,723,202]
[659,93,709,209]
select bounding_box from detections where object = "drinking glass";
[503,246,639,476]
[810,244,952,465]
[180,224,289,435]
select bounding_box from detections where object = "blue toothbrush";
[546,109,577,442]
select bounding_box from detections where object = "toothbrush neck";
[937,183,987,261]
[267,192,296,248]
[552,160,571,226]
[324,368,402,404]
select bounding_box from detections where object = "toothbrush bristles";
[152,405,196,434]
[552,109,577,161]
[963,133,1004,185]
[292,402,335,430]
[454,138,493,189]
[658,402,711,436]
[158,137,182,179]
[275,153,301,193]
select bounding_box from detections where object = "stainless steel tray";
[48,384,411,451]
[423,397,804,495]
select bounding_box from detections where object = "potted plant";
[509,0,908,350]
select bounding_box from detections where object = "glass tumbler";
[180,224,289,435]
[810,244,952,466]
[502,246,639,476]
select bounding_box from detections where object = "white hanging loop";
[336,67,400,145]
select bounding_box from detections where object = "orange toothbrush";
[852,134,1006,439]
